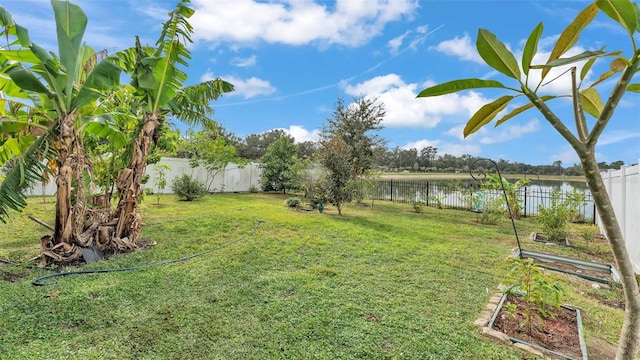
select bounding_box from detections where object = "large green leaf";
[596,0,638,36]
[543,3,598,80]
[580,88,604,118]
[495,95,556,127]
[522,22,543,76]
[5,63,52,95]
[463,96,514,137]
[51,0,87,105]
[0,49,40,63]
[72,58,122,109]
[417,79,511,97]
[82,114,127,150]
[476,29,521,79]
[627,83,640,92]
[533,50,621,68]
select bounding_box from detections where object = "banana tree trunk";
[581,153,640,360]
[113,112,158,244]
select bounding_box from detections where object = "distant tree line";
[166,124,627,178]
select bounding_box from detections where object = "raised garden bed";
[516,249,620,285]
[487,293,588,360]
[531,232,570,247]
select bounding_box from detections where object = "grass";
[0,193,623,359]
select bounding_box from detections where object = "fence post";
[426,181,430,206]
[523,187,527,218]
[390,179,393,202]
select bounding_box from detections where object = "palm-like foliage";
[0,1,122,232]
[106,0,233,241]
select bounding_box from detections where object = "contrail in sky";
[216,24,446,107]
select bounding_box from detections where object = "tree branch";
[521,86,584,152]
[571,68,589,142]
[587,49,640,148]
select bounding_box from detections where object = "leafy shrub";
[537,190,569,241]
[564,189,587,223]
[284,197,301,208]
[248,185,258,193]
[171,174,206,201]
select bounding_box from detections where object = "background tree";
[321,96,385,176]
[182,128,244,192]
[319,136,354,215]
[260,137,305,193]
[239,129,293,160]
[418,1,640,357]
[321,96,385,203]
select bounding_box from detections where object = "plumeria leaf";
[417,79,511,97]
[464,96,514,137]
[543,3,598,79]
[476,29,521,79]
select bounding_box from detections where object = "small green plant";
[405,190,425,213]
[428,194,443,209]
[248,185,258,193]
[474,194,504,224]
[153,164,171,205]
[171,174,206,201]
[564,189,587,223]
[579,224,601,248]
[284,197,301,208]
[501,257,565,335]
[537,190,569,241]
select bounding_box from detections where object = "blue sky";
[3,0,639,166]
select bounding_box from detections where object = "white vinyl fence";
[598,161,640,274]
[147,158,261,193]
[24,158,262,196]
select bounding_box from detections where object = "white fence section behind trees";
[598,161,640,274]
[24,158,262,197]
[147,158,262,194]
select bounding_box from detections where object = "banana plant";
[0,0,123,257]
[417,1,640,358]
[107,0,233,243]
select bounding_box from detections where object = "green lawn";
[0,193,622,359]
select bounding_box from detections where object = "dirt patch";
[585,336,617,360]
[492,294,583,359]
[1,270,28,282]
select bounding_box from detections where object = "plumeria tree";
[417,1,639,358]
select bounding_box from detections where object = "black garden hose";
[31,218,264,286]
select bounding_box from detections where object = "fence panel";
[373,179,594,222]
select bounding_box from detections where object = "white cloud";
[551,148,579,164]
[190,0,418,48]
[201,71,276,99]
[283,125,321,143]
[430,33,484,64]
[479,119,539,144]
[344,74,492,128]
[230,55,257,67]
[598,130,640,145]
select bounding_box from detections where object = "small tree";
[417,2,640,357]
[153,164,170,204]
[321,96,385,202]
[183,129,244,192]
[319,137,354,215]
[171,174,205,201]
[260,137,305,193]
